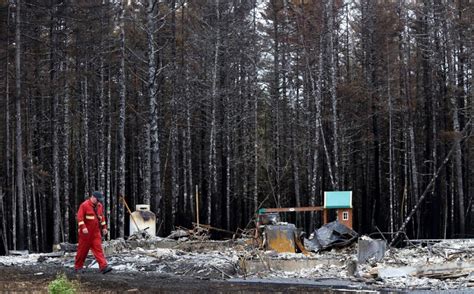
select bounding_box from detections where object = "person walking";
[74,191,112,274]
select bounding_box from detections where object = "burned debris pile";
[357,239,474,289]
[0,229,473,291]
[304,221,358,252]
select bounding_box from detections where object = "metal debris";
[264,224,297,253]
[358,236,386,263]
[258,213,280,225]
[304,221,358,252]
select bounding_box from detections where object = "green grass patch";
[48,273,77,294]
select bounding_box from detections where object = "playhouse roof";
[324,191,352,209]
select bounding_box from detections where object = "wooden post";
[195,185,199,227]
[323,209,328,225]
[120,197,140,232]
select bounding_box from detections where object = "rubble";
[103,247,240,279]
[358,236,387,263]
[357,239,474,290]
[0,235,472,292]
[304,221,358,252]
[58,242,77,252]
[167,229,190,240]
[415,262,473,279]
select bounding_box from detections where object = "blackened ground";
[0,264,389,293]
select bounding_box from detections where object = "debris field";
[0,233,473,292]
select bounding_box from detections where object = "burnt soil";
[0,264,367,293]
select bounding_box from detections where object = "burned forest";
[0,0,473,292]
[0,0,472,258]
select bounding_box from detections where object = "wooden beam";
[260,206,324,213]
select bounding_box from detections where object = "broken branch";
[390,120,472,247]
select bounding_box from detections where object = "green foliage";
[47,273,77,294]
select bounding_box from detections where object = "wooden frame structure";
[257,191,354,230]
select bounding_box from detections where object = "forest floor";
[0,236,473,293]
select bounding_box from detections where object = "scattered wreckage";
[0,196,473,291]
[1,218,472,292]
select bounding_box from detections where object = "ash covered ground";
[0,236,473,293]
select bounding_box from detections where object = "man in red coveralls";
[75,191,112,274]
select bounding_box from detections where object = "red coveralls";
[74,199,108,271]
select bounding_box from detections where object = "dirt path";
[0,264,373,293]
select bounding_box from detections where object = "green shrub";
[48,273,77,294]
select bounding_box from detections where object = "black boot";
[101,266,113,274]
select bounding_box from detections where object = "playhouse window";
[342,211,349,221]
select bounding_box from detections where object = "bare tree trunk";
[39,192,46,251]
[181,128,188,214]
[143,0,154,206]
[327,0,339,189]
[170,0,179,227]
[252,1,259,215]
[292,110,301,224]
[253,81,258,214]
[147,0,162,226]
[320,118,336,188]
[117,0,126,237]
[272,1,281,207]
[399,0,420,236]
[5,5,11,249]
[292,31,302,224]
[82,75,90,196]
[12,91,16,250]
[27,94,39,251]
[309,29,323,230]
[170,78,178,227]
[208,0,220,225]
[62,60,70,242]
[443,3,465,235]
[98,58,105,193]
[51,14,61,245]
[15,0,25,250]
[225,98,231,230]
[178,4,192,220]
[53,94,61,245]
[319,1,336,190]
[25,100,32,251]
[450,163,455,234]
[428,0,439,238]
[106,68,112,240]
[29,155,39,251]
[427,0,444,238]
[0,189,8,254]
[387,52,394,235]
[408,125,420,236]
[185,77,193,218]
